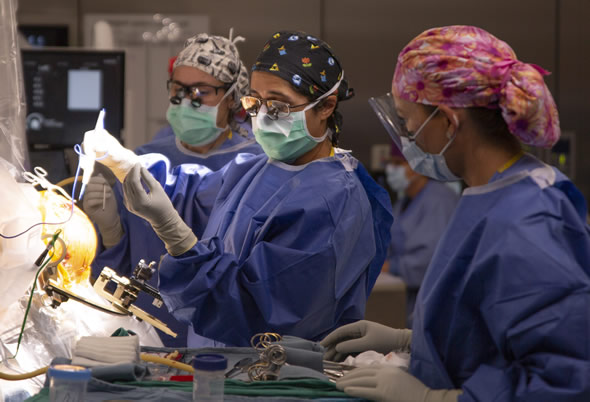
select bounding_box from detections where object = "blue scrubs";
[388,181,458,326]
[145,150,393,347]
[92,124,263,348]
[410,154,590,401]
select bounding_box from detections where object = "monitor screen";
[22,48,125,147]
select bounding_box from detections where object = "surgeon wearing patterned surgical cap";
[85,32,263,348]
[84,30,393,348]
[138,31,263,168]
[322,25,590,402]
[243,31,354,163]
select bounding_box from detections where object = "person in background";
[322,25,590,402]
[384,143,458,327]
[83,30,393,348]
[83,32,262,347]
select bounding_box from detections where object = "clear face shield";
[368,92,406,152]
[369,92,460,182]
[369,92,441,152]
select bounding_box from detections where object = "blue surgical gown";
[91,124,263,348]
[388,181,458,326]
[410,154,590,401]
[145,150,393,347]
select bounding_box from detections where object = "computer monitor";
[22,48,125,147]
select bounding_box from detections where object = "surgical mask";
[252,77,342,163]
[400,108,460,182]
[166,82,236,146]
[252,104,330,162]
[385,164,409,195]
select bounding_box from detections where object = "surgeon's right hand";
[82,174,123,249]
[321,320,412,362]
[82,128,139,182]
[123,164,197,256]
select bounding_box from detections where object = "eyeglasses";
[166,79,232,108]
[240,96,313,120]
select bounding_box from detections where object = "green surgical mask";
[252,106,329,163]
[252,76,342,163]
[166,83,236,146]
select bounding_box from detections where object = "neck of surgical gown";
[135,122,263,171]
[146,151,392,347]
[409,154,590,401]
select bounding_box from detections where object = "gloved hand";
[83,128,140,182]
[321,320,412,362]
[122,163,197,256]
[337,366,462,402]
[82,174,123,248]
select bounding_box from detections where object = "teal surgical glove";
[122,164,197,256]
[83,128,140,182]
[337,366,462,402]
[321,320,412,362]
[82,174,123,248]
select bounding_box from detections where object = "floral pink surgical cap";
[392,25,560,148]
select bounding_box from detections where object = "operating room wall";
[16,0,590,199]
[558,0,590,201]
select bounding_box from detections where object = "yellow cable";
[56,176,82,188]
[140,353,194,373]
[0,366,48,380]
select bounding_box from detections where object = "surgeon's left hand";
[336,366,462,402]
[123,164,197,256]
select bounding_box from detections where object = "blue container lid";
[192,354,228,371]
[48,364,91,381]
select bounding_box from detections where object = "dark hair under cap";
[253,31,354,141]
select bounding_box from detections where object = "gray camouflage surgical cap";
[174,31,249,116]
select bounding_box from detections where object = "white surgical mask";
[385,164,409,194]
